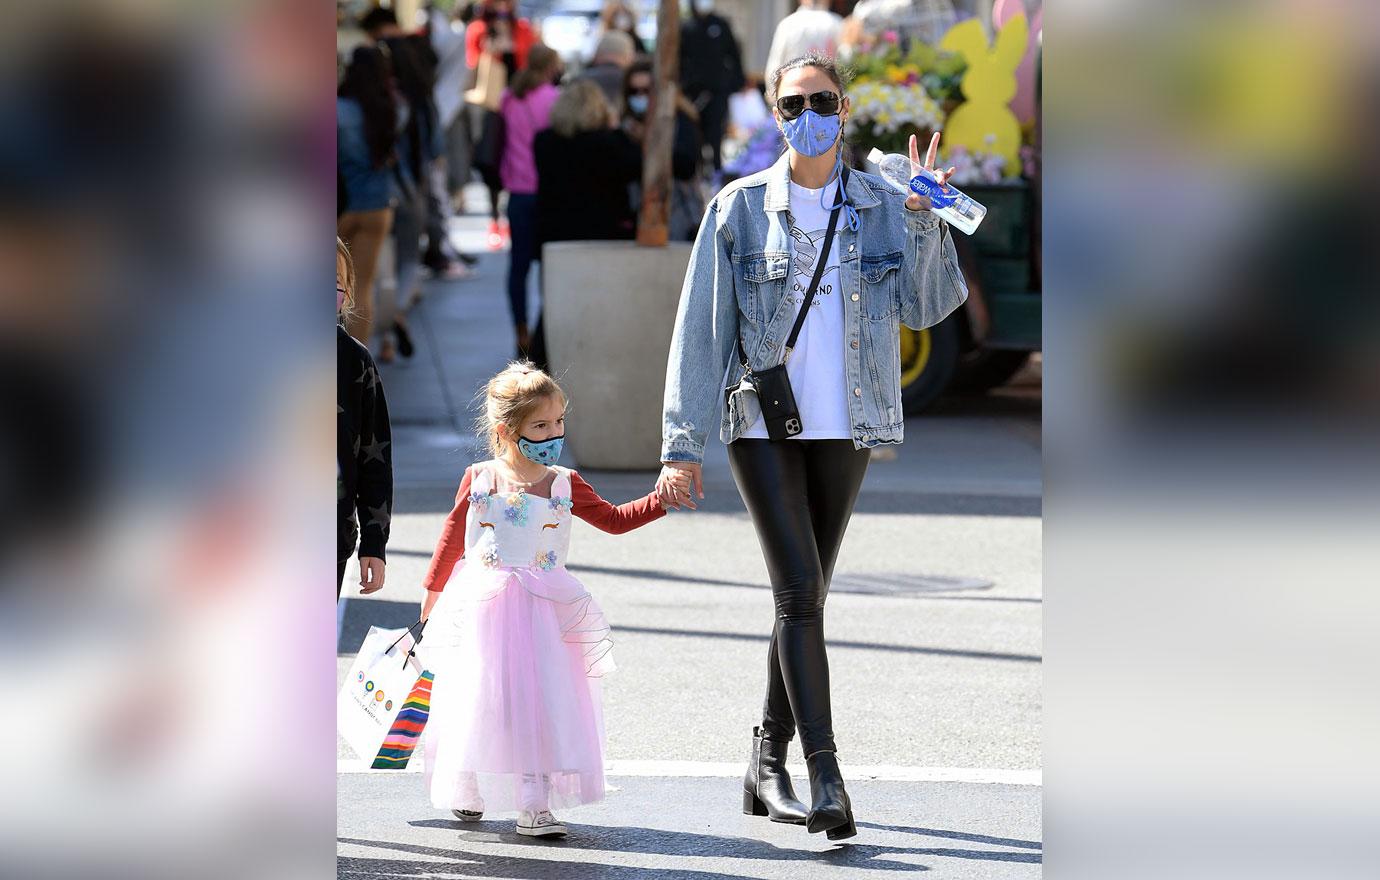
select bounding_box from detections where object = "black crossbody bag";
[726,168,847,441]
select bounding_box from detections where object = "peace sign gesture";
[905,131,957,213]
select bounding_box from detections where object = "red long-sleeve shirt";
[423,465,664,592]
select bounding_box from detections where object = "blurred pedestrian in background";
[579,30,636,115]
[621,59,704,242]
[532,80,641,368]
[336,45,398,348]
[371,23,446,361]
[680,0,745,171]
[765,0,843,85]
[337,237,392,599]
[598,1,650,57]
[501,45,564,360]
[421,5,479,277]
[429,3,473,201]
[466,0,538,250]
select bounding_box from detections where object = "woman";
[656,54,966,840]
[531,79,641,369]
[337,46,398,348]
[598,1,650,57]
[381,33,443,362]
[500,45,563,359]
[466,0,538,250]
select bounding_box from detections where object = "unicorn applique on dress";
[420,461,663,817]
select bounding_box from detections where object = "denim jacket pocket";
[859,252,903,319]
[736,252,789,324]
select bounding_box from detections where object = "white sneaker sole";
[516,823,567,837]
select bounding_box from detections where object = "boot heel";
[742,789,769,816]
[826,812,858,841]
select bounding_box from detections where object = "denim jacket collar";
[762,152,884,214]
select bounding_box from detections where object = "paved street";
[338,196,1042,877]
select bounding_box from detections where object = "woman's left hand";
[905,132,956,213]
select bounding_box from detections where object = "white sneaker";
[516,810,567,837]
[452,808,484,822]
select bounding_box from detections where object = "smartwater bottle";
[867,148,987,235]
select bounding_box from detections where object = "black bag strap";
[735,164,849,372]
[386,619,428,668]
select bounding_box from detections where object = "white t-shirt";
[742,179,852,441]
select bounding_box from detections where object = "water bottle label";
[909,174,958,209]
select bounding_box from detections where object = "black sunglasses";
[776,90,840,120]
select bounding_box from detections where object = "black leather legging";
[727,438,870,757]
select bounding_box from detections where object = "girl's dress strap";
[469,462,494,496]
[551,465,573,500]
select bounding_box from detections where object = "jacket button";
[854,388,862,397]
[851,293,860,301]
[851,340,859,349]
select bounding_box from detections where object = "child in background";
[337,237,393,598]
[420,361,676,837]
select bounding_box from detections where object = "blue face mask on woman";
[518,434,564,465]
[781,109,841,158]
[627,94,649,117]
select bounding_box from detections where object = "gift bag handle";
[385,619,428,668]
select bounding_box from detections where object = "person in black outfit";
[530,79,642,370]
[679,0,745,171]
[622,60,705,241]
[338,238,393,598]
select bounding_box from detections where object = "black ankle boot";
[742,727,807,824]
[805,750,856,840]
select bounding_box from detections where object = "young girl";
[419,362,673,838]
[337,237,392,599]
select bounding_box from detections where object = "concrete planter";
[542,240,693,470]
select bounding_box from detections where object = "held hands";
[905,132,957,213]
[655,462,703,511]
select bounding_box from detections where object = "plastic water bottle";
[867,148,987,235]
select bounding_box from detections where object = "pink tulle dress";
[421,464,621,814]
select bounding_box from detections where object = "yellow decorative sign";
[939,13,1029,170]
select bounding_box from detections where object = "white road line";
[336,758,1039,786]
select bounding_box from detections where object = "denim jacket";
[661,153,968,464]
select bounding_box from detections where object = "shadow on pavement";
[341,817,1042,873]
[337,601,1040,664]
[614,625,1040,664]
[855,822,1042,850]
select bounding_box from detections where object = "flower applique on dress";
[548,495,574,514]
[534,550,558,571]
[469,490,492,508]
[479,545,501,568]
[503,490,530,527]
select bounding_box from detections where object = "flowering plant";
[934,142,1039,187]
[842,33,961,159]
[844,33,967,106]
[845,79,945,158]
[715,119,785,190]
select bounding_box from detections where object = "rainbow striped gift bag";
[370,671,433,768]
[338,625,432,767]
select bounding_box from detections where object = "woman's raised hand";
[656,462,703,511]
[905,131,957,212]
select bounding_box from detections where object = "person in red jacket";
[418,361,681,839]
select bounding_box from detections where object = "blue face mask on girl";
[518,434,564,465]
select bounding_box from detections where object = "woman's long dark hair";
[338,46,397,170]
